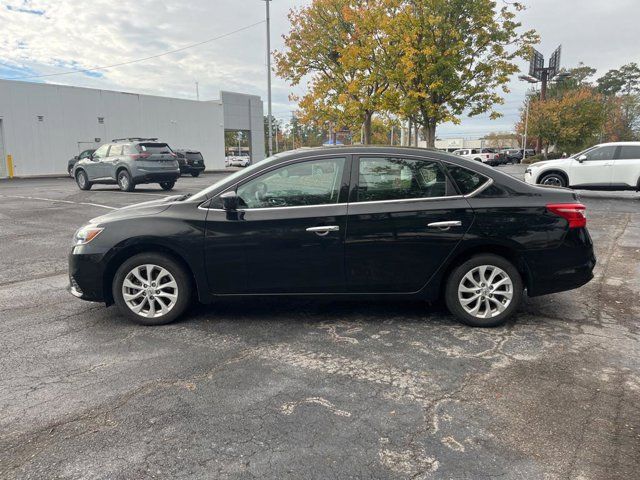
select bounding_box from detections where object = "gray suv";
[73,138,180,192]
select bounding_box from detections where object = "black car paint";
[176,150,206,175]
[69,146,595,306]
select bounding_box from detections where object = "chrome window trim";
[198,152,494,210]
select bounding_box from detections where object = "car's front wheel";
[117,170,135,192]
[444,254,523,327]
[159,181,176,191]
[539,172,567,188]
[113,253,192,326]
[75,170,92,190]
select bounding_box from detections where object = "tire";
[444,254,523,328]
[112,253,192,326]
[191,171,200,178]
[159,181,175,191]
[538,172,567,188]
[75,170,92,190]
[117,170,135,192]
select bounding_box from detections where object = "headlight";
[73,225,104,245]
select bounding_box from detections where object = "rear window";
[138,143,173,154]
[446,165,490,195]
[186,152,203,161]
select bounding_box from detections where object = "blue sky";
[1,0,639,139]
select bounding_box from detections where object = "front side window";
[446,165,490,195]
[93,144,109,159]
[236,157,345,209]
[584,146,616,161]
[618,146,640,160]
[357,157,448,202]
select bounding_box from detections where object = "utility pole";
[195,81,199,101]
[264,0,273,157]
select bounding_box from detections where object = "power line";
[3,20,266,80]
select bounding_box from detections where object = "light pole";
[522,95,530,152]
[264,0,273,157]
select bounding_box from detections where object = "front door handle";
[306,225,340,236]
[428,220,462,230]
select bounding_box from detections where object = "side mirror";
[74,155,79,160]
[577,154,587,162]
[220,191,238,211]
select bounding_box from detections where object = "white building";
[0,79,264,177]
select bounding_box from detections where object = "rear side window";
[357,157,448,202]
[108,145,123,156]
[446,165,490,195]
[138,143,173,154]
[186,152,203,161]
[618,146,640,160]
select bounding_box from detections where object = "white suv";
[524,142,640,190]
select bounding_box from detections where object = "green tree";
[597,63,640,96]
[380,0,538,147]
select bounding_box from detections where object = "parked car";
[175,149,206,177]
[67,149,95,176]
[524,142,640,190]
[452,148,500,165]
[72,138,180,192]
[226,155,251,167]
[69,146,595,328]
[500,149,524,164]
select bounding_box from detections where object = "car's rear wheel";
[117,170,135,192]
[159,181,175,191]
[191,171,200,178]
[113,253,192,326]
[445,254,523,327]
[539,172,566,188]
[75,170,92,190]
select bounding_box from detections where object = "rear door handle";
[306,225,339,236]
[428,221,462,230]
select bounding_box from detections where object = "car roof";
[596,141,640,147]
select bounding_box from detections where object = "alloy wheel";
[541,175,564,187]
[121,264,178,318]
[457,265,513,319]
[119,174,129,190]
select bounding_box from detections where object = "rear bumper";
[132,170,180,183]
[179,164,206,174]
[524,228,596,297]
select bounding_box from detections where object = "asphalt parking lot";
[1,165,639,479]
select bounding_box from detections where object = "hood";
[528,158,569,168]
[89,195,184,225]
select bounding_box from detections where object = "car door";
[611,145,640,188]
[104,144,123,179]
[86,144,109,180]
[203,156,350,294]
[568,145,618,187]
[345,155,475,293]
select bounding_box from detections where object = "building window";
[37,115,44,122]
[97,117,104,124]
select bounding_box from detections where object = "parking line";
[0,195,117,210]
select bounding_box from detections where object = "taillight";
[130,153,150,160]
[546,203,587,229]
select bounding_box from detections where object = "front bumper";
[523,170,535,184]
[68,250,106,302]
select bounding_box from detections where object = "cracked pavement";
[1,167,639,479]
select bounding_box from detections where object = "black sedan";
[68,146,595,327]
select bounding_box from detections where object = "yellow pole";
[6,154,14,178]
